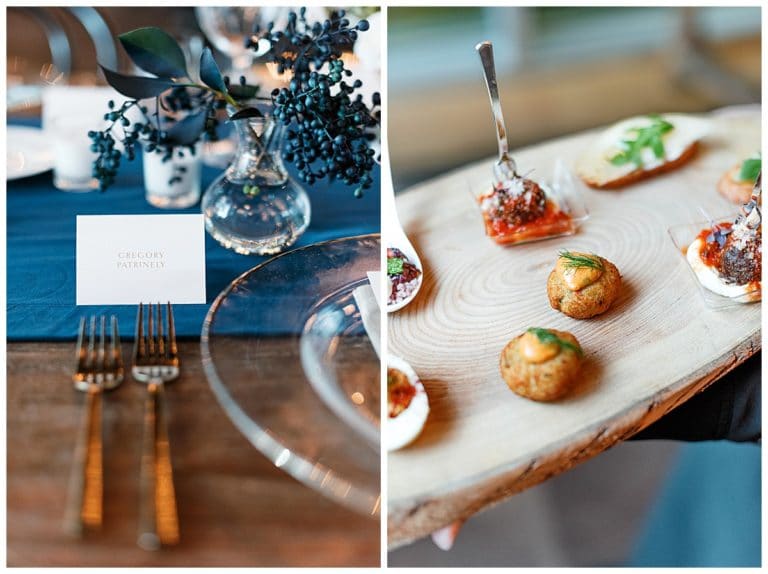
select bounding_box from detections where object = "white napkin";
[353,272,381,358]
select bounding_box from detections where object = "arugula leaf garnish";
[527,327,584,357]
[609,115,675,168]
[738,156,761,182]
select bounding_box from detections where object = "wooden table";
[7,341,380,567]
[388,109,761,546]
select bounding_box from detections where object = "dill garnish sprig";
[558,250,604,271]
[527,328,584,357]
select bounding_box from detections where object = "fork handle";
[138,381,179,550]
[64,383,103,536]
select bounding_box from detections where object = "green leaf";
[165,108,208,146]
[610,152,630,166]
[199,47,227,93]
[229,107,264,121]
[608,115,675,169]
[387,257,404,275]
[527,328,583,357]
[558,250,604,271]
[100,66,176,99]
[119,27,188,79]
[228,83,259,101]
[738,156,761,182]
[650,136,664,158]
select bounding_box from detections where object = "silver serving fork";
[476,40,519,185]
[741,171,761,230]
[132,302,180,550]
[64,315,123,536]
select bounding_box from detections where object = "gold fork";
[132,302,180,550]
[64,315,123,536]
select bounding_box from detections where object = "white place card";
[76,214,206,305]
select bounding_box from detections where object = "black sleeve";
[629,353,761,443]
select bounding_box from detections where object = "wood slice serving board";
[387,109,761,547]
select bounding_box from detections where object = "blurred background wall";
[388,6,761,189]
[7,8,198,85]
[7,6,380,113]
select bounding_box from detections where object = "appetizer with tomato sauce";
[577,114,709,189]
[717,154,760,205]
[500,327,583,401]
[547,250,622,319]
[387,247,422,306]
[686,205,761,302]
[386,356,429,451]
[478,176,574,245]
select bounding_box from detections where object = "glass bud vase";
[201,109,310,255]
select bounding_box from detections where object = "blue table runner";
[6,120,380,341]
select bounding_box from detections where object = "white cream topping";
[686,238,755,298]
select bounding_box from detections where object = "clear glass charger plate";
[201,234,381,516]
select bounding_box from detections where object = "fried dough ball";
[717,165,755,205]
[500,328,583,401]
[547,252,621,319]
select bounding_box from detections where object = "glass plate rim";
[199,233,381,517]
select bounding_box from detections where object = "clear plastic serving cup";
[668,217,761,309]
[468,158,589,245]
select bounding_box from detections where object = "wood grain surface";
[387,110,761,546]
[7,341,379,567]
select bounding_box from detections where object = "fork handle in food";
[64,383,103,536]
[475,40,517,178]
[138,381,179,550]
[744,171,761,230]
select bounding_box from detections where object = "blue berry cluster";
[88,92,213,191]
[89,9,380,197]
[251,8,380,197]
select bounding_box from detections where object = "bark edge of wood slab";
[388,331,759,548]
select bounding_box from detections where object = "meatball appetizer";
[500,327,583,401]
[547,251,622,319]
[717,154,760,205]
[686,186,761,302]
[477,176,575,245]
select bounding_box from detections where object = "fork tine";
[156,302,165,357]
[99,316,106,370]
[75,316,87,370]
[167,302,177,361]
[86,316,97,372]
[148,303,155,358]
[134,303,145,361]
[111,316,123,369]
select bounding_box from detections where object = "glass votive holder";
[50,115,100,192]
[142,143,202,209]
